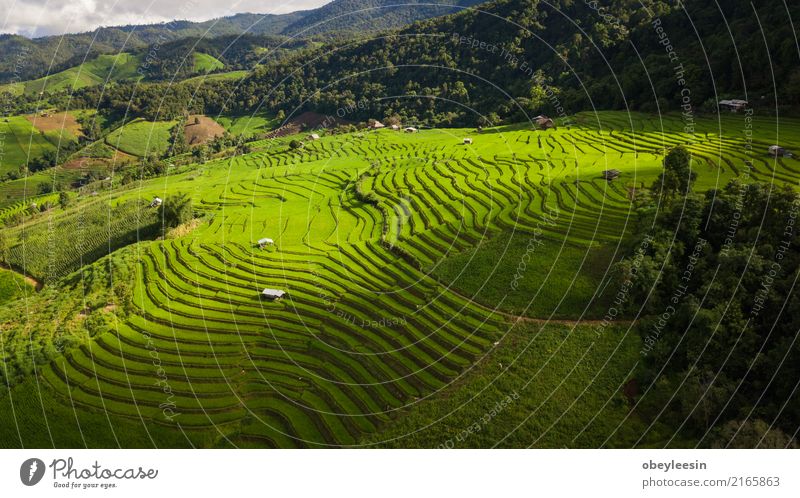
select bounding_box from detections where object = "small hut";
[308,133,320,140]
[257,237,274,248]
[404,127,418,133]
[390,124,400,130]
[719,99,748,112]
[768,145,788,157]
[463,138,473,145]
[149,197,163,208]
[601,169,621,180]
[369,120,385,129]
[261,289,286,300]
[534,115,554,130]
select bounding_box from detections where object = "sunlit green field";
[1,111,799,448]
[105,119,176,157]
[193,53,225,73]
[0,115,58,175]
[213,111,278,136]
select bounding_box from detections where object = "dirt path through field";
[0,262,43,291]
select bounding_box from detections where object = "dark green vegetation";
[229,0,800,125]
[7,0,798,128]
[621,177,800,448]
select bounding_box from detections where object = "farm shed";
[257,237,274,247]
[463,138,473,144]
[390,124,400,130]
[150,197,163,208]
[261,289,286,299]
[602,169,621,180]
[404,127,418,133]
[768,145,789,157]
[308,133,320,140]
[534,115,554,129]
[369,120,385,129]
[719,99,748,112]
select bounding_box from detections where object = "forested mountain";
[281,0,484,36]
[6,0,799,124]
[0,13,304,83]
[0,0,486,84]
[136,34,314,81]
[224,0,800,125]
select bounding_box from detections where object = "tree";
[654,145,696,201]
[192,145,209,163]
[166,118,189,157]
[59,191,70,210]
[711,419,798,449]
[384,114,401,126]
[159,193,193,229]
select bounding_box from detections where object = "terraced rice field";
[2,198,158,282]
[10,111,800,447]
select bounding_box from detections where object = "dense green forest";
[7,0,796,128]
[226,0,798,123]
[622,155,800,447]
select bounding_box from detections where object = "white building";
[719,99,748,112]
[261,289,286,299]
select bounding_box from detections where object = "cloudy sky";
[0,0,332,37]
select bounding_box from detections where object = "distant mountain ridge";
[0,0,484,84]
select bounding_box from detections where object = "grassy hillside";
[0,111,798,448]
[213,111,277,136]
[0,115,58,175]
[193,53,224,73]
[105,119,176,157]
[0,53,141,96]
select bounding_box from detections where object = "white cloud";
[0,0,331,37]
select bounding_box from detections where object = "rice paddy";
[2,110,799,447]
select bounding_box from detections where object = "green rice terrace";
[0,111,798,448]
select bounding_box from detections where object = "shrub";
[159,193,193,229]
